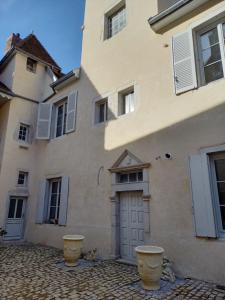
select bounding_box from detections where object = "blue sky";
[0,0,85,73]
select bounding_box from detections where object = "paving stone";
[0,244,224,299]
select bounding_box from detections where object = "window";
[26,58,37,73]
[36,91,77,140]
[55,100,67,137]
[118,88,134,115]
[117,170,143,183]
[18,123,29,142]
[211,154,225,235]
[172,17,225,94]
[197,22,225,85]
[48,178,61,224]
[95,99,108,124]
[190,150,225,238]
[17,171,28,187]
[106,4,126,39]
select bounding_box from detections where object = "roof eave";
[50,68,80,91]
[148,0,210,32]
[0,47,61,74]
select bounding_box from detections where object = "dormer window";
[26,57,37,73]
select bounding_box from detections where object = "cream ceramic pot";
[63,235,85,266]
[135,245,164,290]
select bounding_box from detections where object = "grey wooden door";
[120,191,144,262]
[4,197,26,240]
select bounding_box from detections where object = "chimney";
[4,33,21,54]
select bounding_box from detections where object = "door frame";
[119,190,146,262]
[109,150,150,259]
[3,194,28,241]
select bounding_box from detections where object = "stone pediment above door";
[109,150,150,173]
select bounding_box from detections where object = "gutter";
[50,68,80,91]
[148,0,211,32]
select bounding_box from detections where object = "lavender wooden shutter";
[172,30,197,94]
[36,103,52,139]
[189,154,217,238]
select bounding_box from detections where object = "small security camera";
[165,153,172,160]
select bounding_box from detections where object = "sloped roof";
[0,81,13,94]
[0,33,62,77]
[15,34,60,70]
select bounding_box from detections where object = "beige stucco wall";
[0,0,222,285]
[0,97,38,229]
[12,52,53,101]
[0,55,16,90]
[0,101,10,171]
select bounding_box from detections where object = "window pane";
[99,103,105,123]
[138,171,143,181]
[51,181,58,193]
[202,44,221,66]
[50,194,57,206]
[220,206,225,230]
[63,102,67,134]
[119,173,128,183]
[49,207,56,220]
[215,159,225,181]
[200,28,219,50]
[217,183,225,205]
[129,173,137,182]
[204,61,223,84]
[18,173,25,185]
[56,105,63,137]
[8,199,16,218]
[16,199,23,218]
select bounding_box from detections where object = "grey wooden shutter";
[36,103,52,139]
[58,176,69,226]
[189,154,217,238]
[172,30,197,94]
[36,180,48,224]
[66,91,78,133]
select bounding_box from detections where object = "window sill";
[18,142,29,149]
[93,120,109,128]
[117,110,135,119]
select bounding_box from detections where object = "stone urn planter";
[63,235,85,267]
[135,245,164,290]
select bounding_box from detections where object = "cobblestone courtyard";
[0,244,224,300]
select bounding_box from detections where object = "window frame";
[118,87,135,116]
[95,98,108,124]
[209,153,225,238]
[54,99,68,138]
[47,178,62,225]
[116,170,143,184]
[26,57,37,73]
[17,171,29,187]
[104,1,126,40]
[18,123,29,143]
[195,17,225,86]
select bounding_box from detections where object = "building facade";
[0,0,225,284]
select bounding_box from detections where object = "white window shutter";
[66,91,78,133]
[36,180,48,224]
[172,30,197,94]
[189,154,217,238]
[58,176,69,226]
[36,103,52,139]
